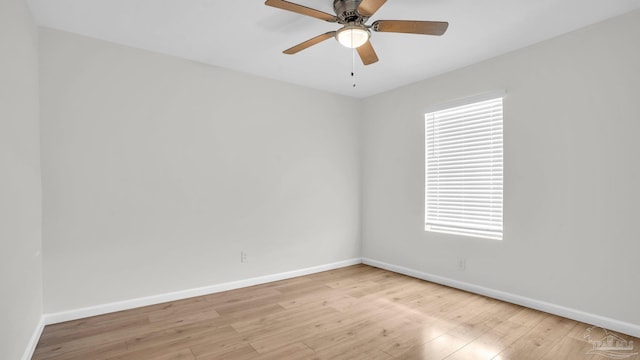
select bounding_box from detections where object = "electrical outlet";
[240,251,247,263]
[457,258,466,271]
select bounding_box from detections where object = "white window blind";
[425,96,503,240]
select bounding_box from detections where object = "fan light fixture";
[336,25,370,48]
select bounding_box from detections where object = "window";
[425,95,503,240]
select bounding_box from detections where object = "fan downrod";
[333,0,366,23]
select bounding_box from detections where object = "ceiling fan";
[264,0,449,65]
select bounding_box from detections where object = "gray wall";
[0,0,43,359]
[40,29,362,313]
[362,10,640,325]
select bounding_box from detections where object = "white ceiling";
[28,0,640,98]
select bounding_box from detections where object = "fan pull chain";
[351,47,356,88]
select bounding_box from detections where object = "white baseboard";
[362,258,640,338]
[44,258,362,325]
[22,315,45,360]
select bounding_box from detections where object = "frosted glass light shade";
[336,26,370,48]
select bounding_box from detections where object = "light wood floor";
[33,265,639,360]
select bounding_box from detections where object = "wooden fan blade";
[372,20,449,36]
[265,0,339,22]
[357,0,387,17]
[284,32,337,54]
[357,41,379,65]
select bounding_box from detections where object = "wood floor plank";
[125,323,236,353]
[37,313,150,347]
[32,264,640,360]
[444,307,546,360]
[400,333,470,360]
[32,339,128,360]
[492,315,578,359]
[194,345,257,360]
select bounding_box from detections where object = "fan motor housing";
[333,0,365,23]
